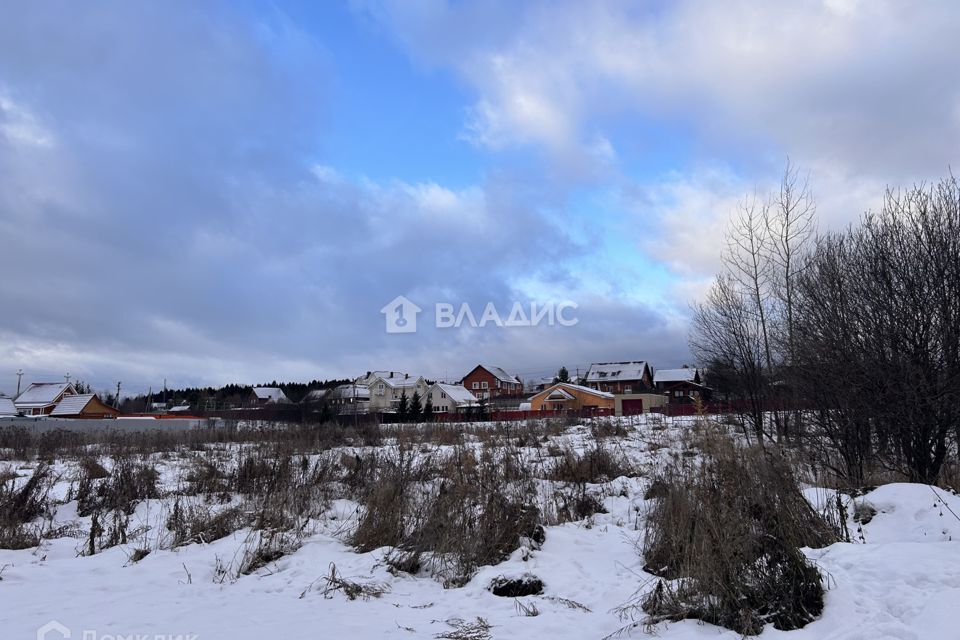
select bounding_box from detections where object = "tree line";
[692,163,960,485]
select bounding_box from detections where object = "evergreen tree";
[555,366,570,383]
[410,391,423,422]
[398,390,409,421]
[423,396,433,422]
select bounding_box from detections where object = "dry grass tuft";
[637,433,836,635]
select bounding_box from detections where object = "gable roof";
[301,389,330,403]
[15,382,76,408]
[0,397,17,416]
[585,362,650,383]
[50,394,97,416]
[329,384,370,401]
[466,365,520,385]
[433,383,478,405]
[654,368,700,384]
[252,387,290,403]
[372,374,425,389]
[529,382,615,402]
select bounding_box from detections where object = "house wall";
[614,393,668,416]
[461,367,521,400]
[529,385,615,411]
[368,377,429,412]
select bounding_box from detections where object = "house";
[460,365,523,400]
[528,383,615,412]
[662,380,712,405]
[328,383,370,415]
[584,361,653,394]
[653,367,702,391]
[300,388,330,405]
[250,387,290,405]
[525,377,555,393]
[367,373,430,413]
[428,383,478,413]
[0,396,17,417]
[50,394,120,418]
[14,382,77,416]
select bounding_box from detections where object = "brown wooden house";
[50,394,120,418]
[460,365,522,401]
[584,361,653,394]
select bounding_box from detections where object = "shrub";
[639,436,836,635]
[0,464,54,549]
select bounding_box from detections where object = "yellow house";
[528,383,615,412]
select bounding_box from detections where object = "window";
[624,386,632,394]
[496,380,501,388]
[481,381,488,389]
[441,392,446,399]
[472,381,479,390]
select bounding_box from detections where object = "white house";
[428,383,478,413]
[366,372,430,413]
[328,383,370,415]
[14,382,77,416]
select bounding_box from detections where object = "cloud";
[0,2,693,393]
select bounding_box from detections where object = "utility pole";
[115,381,122,409]
[15,369,23,396]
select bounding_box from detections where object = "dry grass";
[636,433,836,635]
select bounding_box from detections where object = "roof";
[433,383,478,405]
[585,362,650,383]
[301,389,330,403]
[252,387,290,403]
[50,394,97,416]
[330,384,371,401]
[531,382,615,402]
[0,397,17,416]
[15,382,75,407]
[654,368,699,384]
[372,374,424,389]
[475,365,520,385]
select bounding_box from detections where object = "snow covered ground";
[2,418,959,640]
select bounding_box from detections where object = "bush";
[639,436,836,635]
[0,464,54,549]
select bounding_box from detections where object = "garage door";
[620,399,644,416]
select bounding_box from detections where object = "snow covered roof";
[330,384,370,401]
[433,383,478,405]
[252,387,290,403]
[0,397,17,416]
[585,362,650,383]
[654,368,699,384]
[50,394,97,416]
[301,389,330,403]
[373,374,424,389]
[478,365,520,385]
[14,382,75,408]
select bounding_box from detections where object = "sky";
[1,0,959,395]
